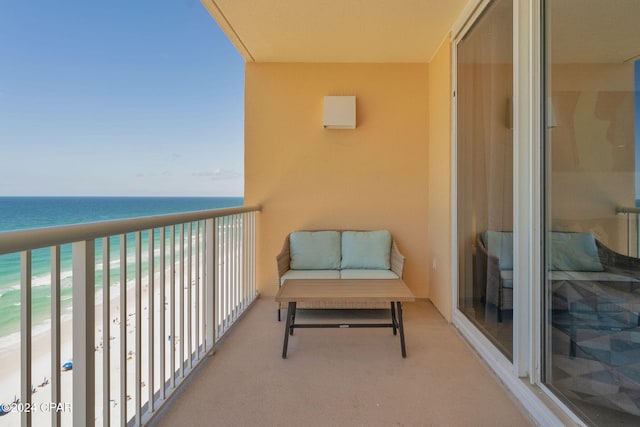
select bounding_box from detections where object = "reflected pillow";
[550,232,604,272]
[482,231,513,271]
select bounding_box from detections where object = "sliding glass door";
[543,0,640,423]
[456,0,514,360]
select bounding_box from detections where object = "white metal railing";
[617,206,640,258]
[0,205,260,426]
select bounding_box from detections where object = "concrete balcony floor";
[154,298,532,427]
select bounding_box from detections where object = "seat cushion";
[340,269,399,280]
[500,270,513,289]
[289,231,341,270]
[341,230,391,270]
[280,269,340,285]
[550,271,639,282]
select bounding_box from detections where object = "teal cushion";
[289,231,341,270]
[500,270,513,289]
[340,269,399,279]
[341,230,391,270]
[482,231,513,271]
[550,232,604,272]
[280,269,341,285]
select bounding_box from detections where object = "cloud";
[193,168,241,181]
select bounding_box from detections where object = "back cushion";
[290,231,341,270]
[550,232,604,272]
[341,230,391,270]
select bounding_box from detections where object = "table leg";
[290,304,297,336]
[282,302,296,358]
[396,301,407,358]
[390,302,397,336]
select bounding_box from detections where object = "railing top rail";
[617,206,640,214]
[0,204,261,255]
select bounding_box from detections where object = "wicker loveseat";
[477,231,640,322]
[477,230,640,415]
[275,230,405,320]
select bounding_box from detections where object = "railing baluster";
[195,221,200,359]
[72,240,95,426]
[227,216,231,322]
[233,214,238,318]
[135,231,142,426]
[120,234,127,426]
[51,246,61,427]
[222,219,226,331]
[187,222,193,369]
[226,216,231,327]
[246,214,250,303]
[251,212,257,297]
[205,219,215,350]
[237,215,242,311]
[102,237,111,427]
[216,218,222,337]
[159,226,166,401]
[179,224,185,378]
[628,213,631,256]
[232,216,236,317]
[254,212,257,295]
[251,213,256,300]
[148,228,155,414]
[246,213,251,303]
[243,214,248,309]
[170,226,176,389]
[238,215,242,310]
[220,217,225,332]
[245,214,250,305]
[636,213,640,258]
[21,250,32,427]
[230,215,235,319]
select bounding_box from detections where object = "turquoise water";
[0,197,243,339]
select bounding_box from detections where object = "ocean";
[0,196,243,344]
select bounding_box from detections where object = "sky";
[0,0,245,197]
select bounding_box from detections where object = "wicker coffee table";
[275,279,415,358]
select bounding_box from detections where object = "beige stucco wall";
[244,62,430,299]
[426,39,453,321]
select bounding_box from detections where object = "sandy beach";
[0,268,197,426]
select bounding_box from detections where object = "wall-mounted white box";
[323,96,356,129]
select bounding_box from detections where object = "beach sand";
[0,270,198,426]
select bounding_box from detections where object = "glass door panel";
[457,0,514,360]
[543,1,640,423]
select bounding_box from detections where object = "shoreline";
[0,267,183,426]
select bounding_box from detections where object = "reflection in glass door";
[456,0,513,360]
[543,1,640,424]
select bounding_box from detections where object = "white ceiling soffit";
[202,0,469,63]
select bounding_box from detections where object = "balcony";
[154,298,531,427]
[0,206,531,426]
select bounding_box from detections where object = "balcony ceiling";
[202,0,469,62]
